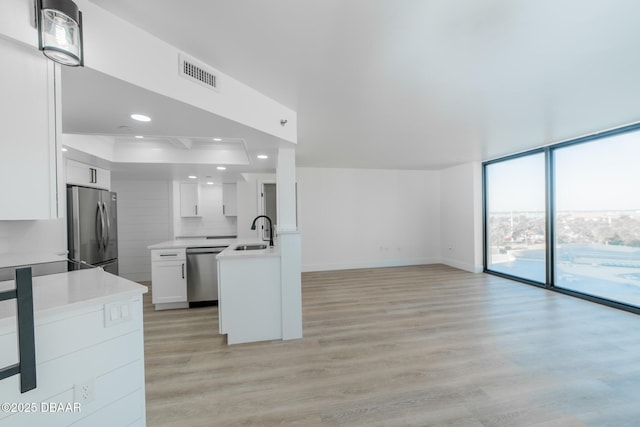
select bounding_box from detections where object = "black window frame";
[482,122,640,315]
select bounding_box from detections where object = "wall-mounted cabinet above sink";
[180,183,201,217]
[222,183,237,216]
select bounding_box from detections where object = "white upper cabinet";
[65,159,111,191]
[222,183,237,217]
[180,183,201,217]
[0,37,60,220]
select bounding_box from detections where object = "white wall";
[112,179,172,282]
[297,168,441,272]
[439,162,483,273]
[172,183,237,237]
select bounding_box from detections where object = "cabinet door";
[180,183,201,217]
[222,183,237,216]
[217,258,225,334]
[66,160,92,186]
[95,167,111,190]
[0,38,58,220]
[151,260,187,304]
[66,159,111,190]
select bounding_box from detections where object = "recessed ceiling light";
[135,135,144,139]
[216,166,226,170]
[130,114,151,122]
[206,182,214,185]
[257,154,268,159]
[188,175,197,179]
[61,147,68,152]
[213,138,222,141]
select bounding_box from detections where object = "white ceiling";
[80,0,640,170]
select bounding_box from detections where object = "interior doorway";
[260,182,277,241]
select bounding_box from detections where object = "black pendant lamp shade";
[36,0,84,66]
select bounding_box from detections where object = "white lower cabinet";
[151,249,187,307]
[0,290,146,426]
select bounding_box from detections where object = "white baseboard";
[154,302,189,310]
[301,258,440,273]
[439,257,483,273]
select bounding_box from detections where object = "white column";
[277,146,302,340]
[276,147,297,231]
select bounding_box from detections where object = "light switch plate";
[104,301,132,327]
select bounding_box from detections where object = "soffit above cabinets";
[111,138,252,165]
[60,62,283,179]
[63,145,276,183]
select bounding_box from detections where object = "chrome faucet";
[250,215,274,247]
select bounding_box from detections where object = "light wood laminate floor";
[143,264,640,426]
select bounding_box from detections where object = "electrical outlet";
[74,380,95,404]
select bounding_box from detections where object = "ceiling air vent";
[179,54,219,91]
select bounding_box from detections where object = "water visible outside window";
[486,153,546,283]
[554,131,640,306]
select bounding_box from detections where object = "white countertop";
[216,240,280,259]
[147,237,236,250]
[148,238,280,259]
[0,268,148,328]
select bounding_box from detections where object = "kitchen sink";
[234,244,268,251]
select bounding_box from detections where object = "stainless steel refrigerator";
[67,185,118,275]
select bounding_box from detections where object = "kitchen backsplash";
[0,219,67,268]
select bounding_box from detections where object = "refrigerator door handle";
[95,202,104,251]
[70,187,81,262]
[99,202,104,249]
[102,202,110,250]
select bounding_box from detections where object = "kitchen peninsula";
[148,238,290,345]
[217,243,281,345]
[147,237,235,311]
[0,268,147,426]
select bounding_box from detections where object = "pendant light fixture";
[36,0,84,67]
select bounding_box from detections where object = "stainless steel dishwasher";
[186,246,226,305]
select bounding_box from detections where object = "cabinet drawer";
[151,248,186,261]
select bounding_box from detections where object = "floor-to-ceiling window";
[485,152,546,283]
[484,124,640,313]
[554,130,640,307]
